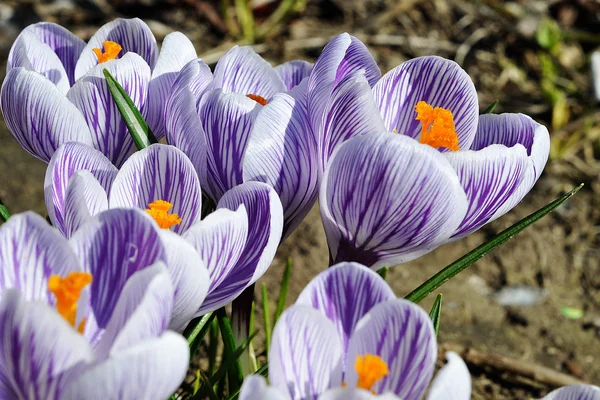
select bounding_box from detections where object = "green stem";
[230,285,255,375]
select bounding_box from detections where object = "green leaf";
[561,307,584,319]
[405,184,582,304]
[536,18,562,51]
[428,294,442,336]
[216,308,243,395]
[102,68,157,150]
[0,198,11,222]
[235,0,255,43]
[225,364,269,400]
[184,312,215,360]
[482,100,499,114]
[273,257,292,326]
[377,266,388,280]
[261,283,272,353]
[208,318,219,376]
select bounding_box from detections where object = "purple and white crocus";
[240,262,471,400]
[2,18,198,166]
[44,141,283,316]
[0,209,189,399]
[541,385,600,399]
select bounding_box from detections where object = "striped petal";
[0,68,93,163]
[320,132,467,269]
[94,263,173,359]
[69,208,167,328]
[147,32,197,139]
[0,289,94,400]
[373,56,479,151]
[67,53,151,167]
[165,59,213,188]
[471,113,550,223]
[183,207,248,315]
[240,375,288,400]
[242,90,319,237]
[296,262,395,356]
[63,171,109,238]
[211,182,283,307]
[200,89,260,201]
[0,212,80,303]
[275,60,313,91]
[45,142,118,236]
[212,45,286,98]
[109,144,203,234]
[7,31,70,94]
[427,352,471,400]
[541,385,600,400]
[62,332,188,400]
[160,230,210,332]
[320,389,401,400]
[9,22,85,85]
[74,18,158,80]
[345,299,436,400]
[269,305,343,400]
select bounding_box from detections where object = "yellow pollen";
[246,94,268,106]
[355,354,389,393]
[146,200,182,230]
[93,40,122,63]
[48,272,93,333]
[415,101,460,151]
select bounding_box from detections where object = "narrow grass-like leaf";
[428,294,442,336]
[257,0,298,39]
[273,257,292,326]
[198,370,220,400]
[482,99,499,114]
[405,184,582,304]
[261,283,272,353]
[208,318,219,376]
[103,68,157,150]
[0,198,11,222]
[184,312,215,360]
[216,308,243,395]
[377,266,388,281]
[225,363,269,400]
[235,0,255,43]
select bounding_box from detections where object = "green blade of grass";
[273,257,292,326]
[216,308,244,395]
[0,198,11,222]
[261,283,272,353]
[183,312,215,360]
[428,294,442,336]
[208,318,219,376]
[103,68,157,150]
[482,99,499,114]
[405,184,582,304]
[377,266,388,281]
[225,363,269,400]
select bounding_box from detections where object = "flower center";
[246,94,268,106]
[93,40,122,63]
[48,272,93,333]
[355,354,389,393]
[146,200,182,230]
[415,101,460,151]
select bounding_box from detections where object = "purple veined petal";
[94,263,173,359]
[199,89,260,202]
[45,142,118,236]
[541,385,600,400]
[183,206,249,315]
[165,59,213,189]
[74,18,158,81]
[307,34,380,138]
[159,230,210,332]
[269,305,343,400]
[212,182,283,306]
[471,114,550,224]
[242,90,319,237]
[296,262,395,358]
[108,144,203,234]
[67,52,151,167]
[7,31,70,94]
[0,212,80,303]
[373,56,479,151]
[320,132,468,270]
[212,45,286,98]
[9,22,86,86]
[147,32,197,139]
[0,68,93,163]
[63,170,109,238]
[426,352,471,400]
[319,389,401,400]
[345,299,436,400]
[0,289,94,400]
[275,60,313,91]
[69,208,167,328]
[445,144,530,240]
[62,331,188,400]
[320,70,386,169]
[240,375,289,400]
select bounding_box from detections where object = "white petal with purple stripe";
[63,171,109,238]
[275,60,313,91]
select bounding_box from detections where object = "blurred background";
[0,0,599,398]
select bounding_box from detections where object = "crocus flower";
[45,141,283,315]
[1,18,198,166]
[0,210,190,399]
[541,385,600,399]
[239,262,471,400]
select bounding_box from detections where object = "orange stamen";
[246,94,268,106]
[146,200,182,230]
[93,40,122,63]
[415,100,460,151]
[48,272,93,333]
[354,354,389,393]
